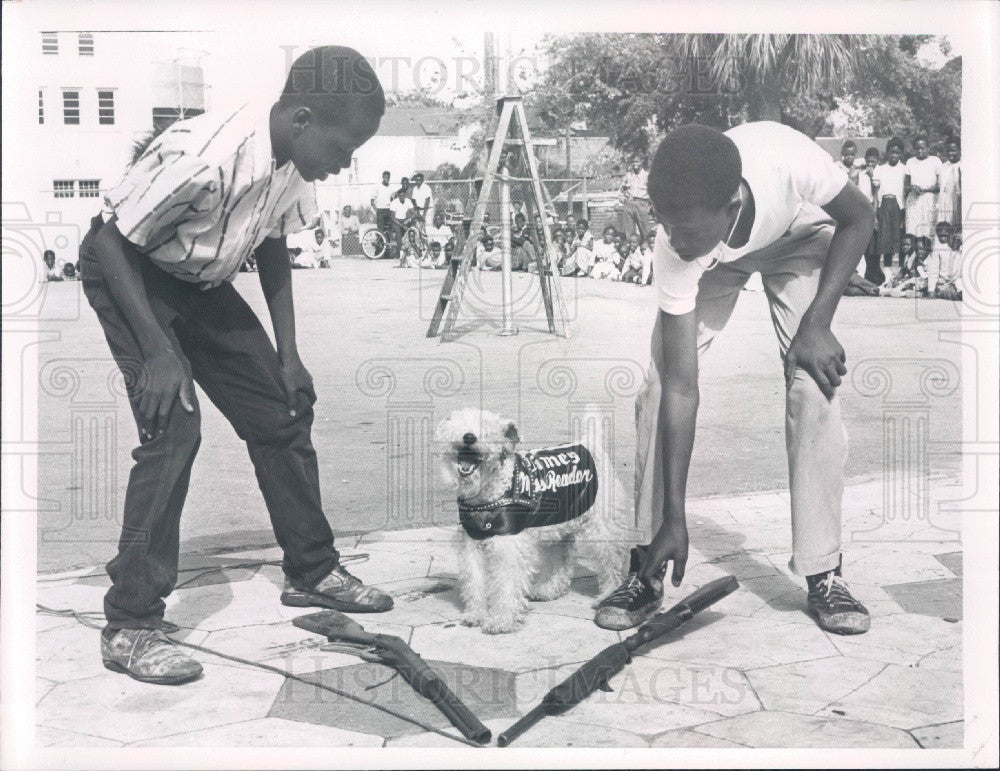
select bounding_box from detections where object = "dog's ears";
[503,422,519,444]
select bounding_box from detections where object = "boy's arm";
[255,235,316,416]
[640,309,699,585]
[94,221,195,434]
[786,182,876,398]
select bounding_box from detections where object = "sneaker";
[806,558,871,635]
[280,564,394,613]
[101,626,203,685]
[593,545,665,630]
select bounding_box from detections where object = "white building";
[315,105,478,217]
[24,30,210,262]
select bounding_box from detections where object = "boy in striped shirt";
[80,46,393,685]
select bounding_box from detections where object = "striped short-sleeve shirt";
[102,103,319,289]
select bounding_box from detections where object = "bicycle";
[360,224,388,259]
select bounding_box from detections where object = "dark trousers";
[79,217,339,629]
[375,208,392,237]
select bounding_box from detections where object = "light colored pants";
[635,208,848,577]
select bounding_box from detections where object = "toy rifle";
[497,575,739,747]
[292,610,491,744]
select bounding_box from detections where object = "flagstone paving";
[34,476,963,749]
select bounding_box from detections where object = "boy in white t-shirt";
[410,173,434,230]
[872,138,907,276]
[595,122,875,637]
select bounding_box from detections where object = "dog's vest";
[458,444,599,539]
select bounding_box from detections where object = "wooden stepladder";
[426,96,570,340]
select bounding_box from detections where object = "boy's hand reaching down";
[642,518,689,587]
[784,322,847,399]
[280,353,316,417]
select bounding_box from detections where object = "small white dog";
[436,408,628,634]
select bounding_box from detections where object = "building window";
[53,180,75,198]
[78,180,101,198]
[38,90,44,125]
[97,89,115,125]
[42,32,58,55]
[62,90,80,125]
[78,32,94,56]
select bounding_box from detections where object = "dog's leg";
[481,535,533,634]
[457,537,488,627]
[528,536,574,601]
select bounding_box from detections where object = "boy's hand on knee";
[279,353,316,417]
[784,323,848,400]
[139,350,195,437]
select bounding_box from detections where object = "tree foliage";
[529,33,960,156]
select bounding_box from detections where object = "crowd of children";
[838,135,963,300]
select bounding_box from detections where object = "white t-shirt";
[654,121,848,315]
[426,224,452,248]
[341,214,360,233]
[372,183,394,209]
[873,162,906,203]
[389,197,412,222]
[905,155,942,189]
[411,183,433,210]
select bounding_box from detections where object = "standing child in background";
[857,148,883,285]
[873,138,907,278]
[904,135,942,239]
[410,173,434,231]
[591,225,621,280]
[371,170,394,240]
[937,137,962,229]
[839,140,861,185]
[510,212,537,271]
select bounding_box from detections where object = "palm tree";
[677,34,874,134]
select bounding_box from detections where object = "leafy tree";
[432,162,462,180]
[529,33,959,155]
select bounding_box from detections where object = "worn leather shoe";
[101,626,203,685]
[281,564,394,613]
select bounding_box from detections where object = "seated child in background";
[440,239,455,269]
[62,262,79,280]
[591,225,622,280]
[400,227,424,268]
[477,235,503,271]
[426,211,453,252]
[882,235,930,297]
[420,241,440,269]
[934,232,963,300]
[926,222,961,299]
[43,249,63,281]
[510,212,537,271]
[569,218,596,277]
[620,234,645,284]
